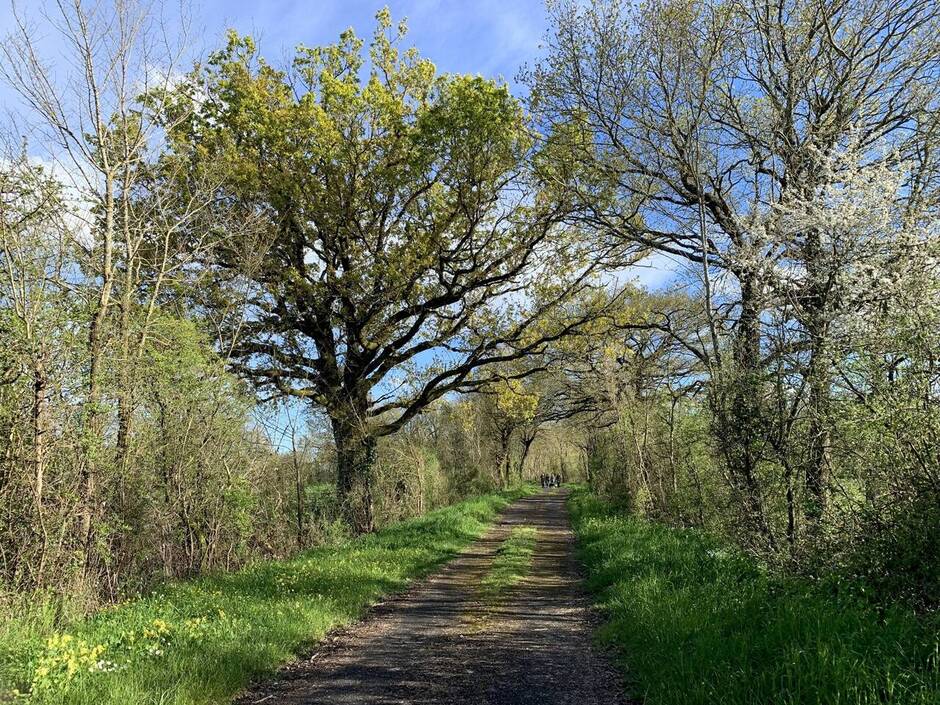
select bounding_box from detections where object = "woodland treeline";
[1,0,938,615]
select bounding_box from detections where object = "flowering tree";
[530,0,940,548]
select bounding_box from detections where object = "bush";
[836,486,940,613]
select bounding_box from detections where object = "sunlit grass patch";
[480,526,538,601]
[568,489,940,705]
[0,487,531,705]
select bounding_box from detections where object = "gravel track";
[235,490,627,705]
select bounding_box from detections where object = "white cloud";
[26,153,95,249]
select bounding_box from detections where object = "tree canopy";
[165,11,617,529]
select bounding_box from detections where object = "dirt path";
[235,490,626,704]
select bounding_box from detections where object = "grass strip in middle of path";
[480,526,538,601]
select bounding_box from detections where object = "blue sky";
[0,1,547,128]
[0,1,548,87]
[190,0,548,90]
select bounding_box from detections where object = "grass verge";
[1,487,530,704]
[568,489,940,705]
[479,526,537,601]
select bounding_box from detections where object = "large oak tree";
[169,12,615,531]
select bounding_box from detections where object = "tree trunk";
[81,175,116,578]
[293,451,305,547]
[32,355,49,583]
[32,358,47,513]
[802,226,833,528]
[115,272,135,484]
[331,414,376,534]
[519,432,536,479]
[714,274,776,551]
[495,427,513,489]
[805,368,832,524]
[785,460,796,553]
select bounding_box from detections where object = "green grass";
[0,488,530,704]
[568,489,940,705]
[479,526,537,600]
